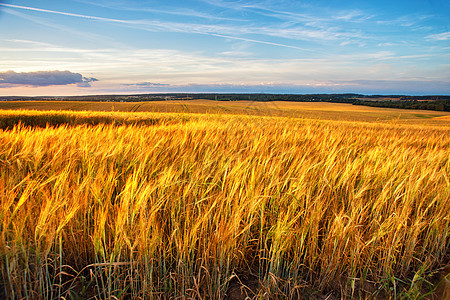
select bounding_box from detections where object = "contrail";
[0,3,312,52]
[0,3,137,24]
[207,33,314,52]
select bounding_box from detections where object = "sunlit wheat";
[0,109,449,298]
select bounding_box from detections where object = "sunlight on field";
[0,108,449,299]
[1,100,449,125]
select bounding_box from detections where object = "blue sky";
[0,0,449,95]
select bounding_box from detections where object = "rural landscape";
[0,98,449,299]
[1,0,449,299]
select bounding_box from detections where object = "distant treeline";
[353,99,450,111]
[1,93,449,111]
[0,93,363,102]
[160,93,362,102]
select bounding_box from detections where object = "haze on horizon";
[0,0,449,96]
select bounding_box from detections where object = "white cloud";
[1,3,312,51]
[74,0,244,21]
[0,3,369,50]
[123,82,170,87]
[426,32,450,41]
[2,7,114,43]
[376,14,434,29]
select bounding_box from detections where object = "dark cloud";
[0,70,99,87]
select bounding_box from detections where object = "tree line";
[2,94,449,112]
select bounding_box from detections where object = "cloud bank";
[0,70,98,87]
[123,82,170,87]
[117,80,450,95]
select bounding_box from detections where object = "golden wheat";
[0,109,449,298]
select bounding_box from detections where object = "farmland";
[1,100,449,125]
[0,101,449,299]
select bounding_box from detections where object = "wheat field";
[1,100,449,125]
[0,107,449,299]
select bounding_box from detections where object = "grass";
[0,106,449,299]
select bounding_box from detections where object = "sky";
[0,0,449,96]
